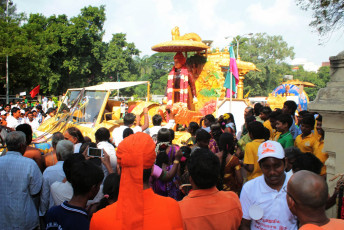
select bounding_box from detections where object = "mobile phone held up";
[88,147,104,158]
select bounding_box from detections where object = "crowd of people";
[0,99,344,230]
[0,98,56,132]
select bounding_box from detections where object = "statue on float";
[164,52,197,110]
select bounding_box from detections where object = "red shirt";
[179,187,242,230]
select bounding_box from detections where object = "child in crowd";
[314,115,329,176]
[192,128,211,153]
[199,114,215,133]
[294,115,319,154]
[186,122,199,146]
[292,152,323,175]
[209,123,221,154]
[178,146,192,196]
[91,173,120,215]
[267,109,282,140]
[46,160,104,230]
[222,113,236,135]
[275,114,294,148]
[259,106,272,122]
[282,100,301,139]
[253,103,264,123]
[284,146,302,176]
[242,121,266,181]
[237,115,255,157]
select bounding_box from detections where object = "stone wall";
[308,50,344,217]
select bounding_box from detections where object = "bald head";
[288,170,328,209]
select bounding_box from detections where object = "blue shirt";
[46,201,89,230]
[40,161,66,216]
[289,116,301,139]
[0,151,43,230]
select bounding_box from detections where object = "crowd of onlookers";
[0,98,56,133]
[0,100,344,229]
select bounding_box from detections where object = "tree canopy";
[0,4,330,102]
[296,0,344,36]
[234,33,295,96]
[0,4,140,96]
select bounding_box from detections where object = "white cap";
[20,109,25,114]
[258,140,285,162]
[0,111,6,115]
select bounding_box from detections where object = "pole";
[117,73,119,98]
[230,63,232,113]
[5,0,10,104]
[236,39,239,59]
[146,82,150,102]
[6,56,8,104]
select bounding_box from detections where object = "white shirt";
[145,119,176,137]
[74,143,82,154]
[39,161,65,216]
[6,116,22,129]
[47,100,55,108]
[112,125,142,147]
[97,141,117,172]
[202,126,211,133]
[26,119,40,132]
[240,173,297,230]
[50,181,103,206]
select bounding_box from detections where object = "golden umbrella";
[151,26,209,52]
[281,79,316,88]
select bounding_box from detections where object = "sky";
[15,0,344,72]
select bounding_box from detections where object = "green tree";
[0,0,17,19]
[291,66,330,101]
[296,0,344,36]
[0,5,109,96]
[0,2,27,96]
[61,5,106,90]
[102,33,140,95]
[134,52,174,97]
[234,33,295,96]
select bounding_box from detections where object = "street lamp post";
[5,0,13,104]
[225,33,253,58]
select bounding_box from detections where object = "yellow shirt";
[263,120,273,139]
[243,139,265,181]
[314,139,329,176]
[294,133,319,154]
[264,120,281,141]
[272,131,281,142]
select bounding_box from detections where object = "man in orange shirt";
[90,132,183,230]
[179,148,242,230]
[287,170,344,229]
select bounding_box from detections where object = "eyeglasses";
[283,186,298,204]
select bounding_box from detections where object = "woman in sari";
[152,128,182,200]
[216,132,243,194]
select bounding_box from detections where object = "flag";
[224,45,239,97]
[30,85,40,98]
[244,90,250,98]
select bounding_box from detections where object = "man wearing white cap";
[239,140,297,230]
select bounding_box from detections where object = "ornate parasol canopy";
[151,26,209,52]
[281,79,316,88]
